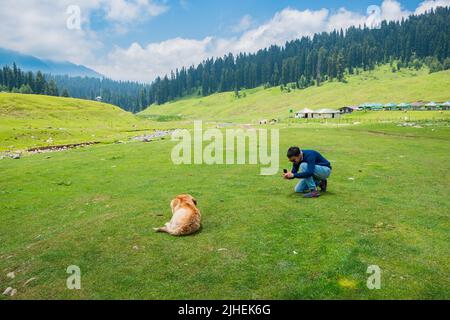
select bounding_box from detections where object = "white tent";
[441,101,450,110]
[295,108,314,118]
[296,108,314,114]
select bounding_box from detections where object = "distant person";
[283,146,332,198]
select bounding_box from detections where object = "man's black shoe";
[319,179,327,192]
[303,190,321,198]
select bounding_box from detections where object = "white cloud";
[98,1,415,81]
[0,0,103,64]
[415,0,450,14]
[0,0,169,65]
[380,0,411,21]
[105,0,169,23]
[231,15,255,33]
[96,37,217,82]
[326,8,366,31]
[231,8,329,53]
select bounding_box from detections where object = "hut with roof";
[339,106,359,114]
[425,102,438,110]
[359,103,371,111]
[397,102,411,110]
[371,103,384,111]
[383,103,397,111]
[411,102,425,110]
[295,108,314,119]
[441,101,450,110]
[313,108,341,119]
[360,103,383,111]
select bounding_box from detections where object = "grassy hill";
[141,65,450,122]
[0,93,155,151]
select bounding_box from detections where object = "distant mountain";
[0,48,103,78]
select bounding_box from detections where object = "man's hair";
[287,146,301,158]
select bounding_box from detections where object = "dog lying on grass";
[154,194,201,236]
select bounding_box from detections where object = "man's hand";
[283,172,294,179]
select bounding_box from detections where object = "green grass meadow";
[1,123,449,299]
[142,66,450,122]
[0,66,449,299]
[0,93,179,152]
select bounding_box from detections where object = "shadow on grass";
[152,225,204,237]
[287,191,337,198]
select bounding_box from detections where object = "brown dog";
[154,194,201,236]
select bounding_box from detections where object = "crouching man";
[283,146,332,198]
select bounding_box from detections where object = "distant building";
[371,104,384,111]
[441,101,450,110]
[295,108,314,119]
[314,108,341,119]
[339,106,358,114]
[384,103,397,110]
[425,102,438,110]
[411,102,424,110]
[397,102,412,110]
[95,96,103,102]
[296,108,341,119]
[360,103,384,111]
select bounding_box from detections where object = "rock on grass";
[3,285,18,296]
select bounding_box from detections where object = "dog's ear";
[192,198,197,206]
[171,198,181,210]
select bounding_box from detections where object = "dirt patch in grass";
[27,142,100,154]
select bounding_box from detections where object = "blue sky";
[128,1,422,40]
[93,0,425,49]
[0,0,448,81]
